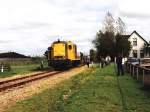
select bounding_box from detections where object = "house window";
[133,50,137,58]
[140,50,144,58]
[133,38,137,46]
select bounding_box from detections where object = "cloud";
[120,12,150,19]
[0,0,149,56]
[7,22,52,31]
[0,0,116,56]
[119,0,150,17]
[0,40,12,44]
[118,0,150,42]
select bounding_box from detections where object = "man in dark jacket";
[116,54,124,76]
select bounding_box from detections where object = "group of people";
[100,56,111,68]
[100,54,126,76]
[86,54,126,76]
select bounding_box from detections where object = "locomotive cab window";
[68,45,72,50]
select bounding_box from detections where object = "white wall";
[128,32,145,58]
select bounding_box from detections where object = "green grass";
[0,64,39,78]
[0,62,49,78]
[6,64,150,112]
[118,74,150,112]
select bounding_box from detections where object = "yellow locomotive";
[46,40,81,68]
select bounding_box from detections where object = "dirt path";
[0,66,85,112]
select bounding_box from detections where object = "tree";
[115,17,130,56]
[93,12,131,61]
[93,30,115,57]
[102,12,115,33]
[93,12,115,58]
[90,49,97,62]
[116,17,126,34]
[115,34,131,56]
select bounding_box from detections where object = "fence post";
[136,67,138,80]
[142,69,145,85]
[1,65,4,73]
[130,64,132,75]
[125,63,127,72]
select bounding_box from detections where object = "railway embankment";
[4,64,150,112]
[0,66,85,112]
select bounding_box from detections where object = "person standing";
[105,55,111,65]
[40,61,44,69]
[99,56,102,68]
[86,57,90,68]
[116,54,124,76]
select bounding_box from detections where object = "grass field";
[0,64,39,78]
[0,61,48,78]
[6,64,150,112]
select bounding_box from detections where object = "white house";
[123,31,149,58]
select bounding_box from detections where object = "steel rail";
[0,71,62,92]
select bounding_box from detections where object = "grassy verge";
[6,64,150,112]
[118,74,150,112]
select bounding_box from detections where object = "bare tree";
[93,12,131,60]
[116,17,126,34]
[102,12,115,33]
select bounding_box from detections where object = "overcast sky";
[0,0,150,56]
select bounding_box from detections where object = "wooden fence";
[125,63,150,86]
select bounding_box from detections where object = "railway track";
[0,71,62,92]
